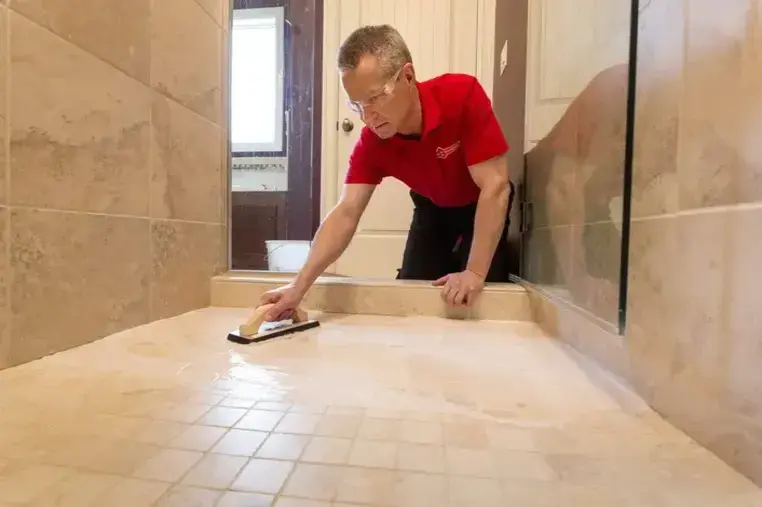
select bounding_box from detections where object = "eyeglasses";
[347,68,403,114]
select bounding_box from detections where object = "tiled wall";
[522,2,630,326]
[626,0,762,486]
[0,0,230,368]
[532,0,762,486]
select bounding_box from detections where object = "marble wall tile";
[624,216,681,404]
[0,207,7,368]
[151,221,224,320]
[8,209,150,366]
[630,0,683,218]
[151,94,222,223]
[10,0,151,83]
[523,226,571,288]
[0,5,6,206]
[151,0,222,124]
[678,0,762,210]
[569,222,621,325]
[9,13,151,215]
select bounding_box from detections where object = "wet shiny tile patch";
[0,308,759,506]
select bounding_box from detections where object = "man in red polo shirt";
[261,24,513,320]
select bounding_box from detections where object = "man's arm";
[466,154,510,278]
[292,183,376,294]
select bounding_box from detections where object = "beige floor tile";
[150,402,213,423]
[443,421,491,449]
[493,450,558,481]
[275,498,332,507]
[181,453,248,489]
[315,414,363,438]
[131,419,191,446]
[357,418,401,441]
[212,428,268,456]
[198,406,247,427]
[28,471,120,507]
[236,410,286,431]
[216,491,274,507]
[302,437,353,465]
[132,448,203,482]
[335,466,397,506]
[448,476,505,507]
[95,478,171,507]
[396,443,445,473]
[275,413,322,435]
[398,420,443,445]
[0,462,71,504]
[220,397,259,409]
[348,440,398,468]
[445,447,498,477]
[256,433,311,460]
[393,472,449,507]
[154,486,221,507]
[232,458,294,494]
[169,424,227,451]
[282,463,347,501]
[256,401,293,411]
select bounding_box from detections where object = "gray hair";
[337,25,413,78]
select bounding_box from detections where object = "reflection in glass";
[519,0,635,330]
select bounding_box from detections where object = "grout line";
[148,88,155,322]
[6,204,224,226]
[190,0,227,30]
[629,200,762,222]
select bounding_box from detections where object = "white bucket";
[265,240,311,272]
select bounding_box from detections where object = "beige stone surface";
[10,0,151,83]
[8,208,150,366]
[0,207,7,368]
[151,0,222,124]
[0,5,6,207]
[211,274,533,322]
[151,220,224,320]
[150,93,222,223]
[9,12,151,215]
[0,308,759,505]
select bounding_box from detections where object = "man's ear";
[403,63,415,83]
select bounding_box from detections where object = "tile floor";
[0,308,760,506]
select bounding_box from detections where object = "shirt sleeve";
[461,78,509,167]
[344,128,384,185]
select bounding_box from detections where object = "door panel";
[525,0,631,147]
[333,0,479,278]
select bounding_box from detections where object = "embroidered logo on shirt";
[435,141,461,159]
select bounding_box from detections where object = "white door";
[321,0,481,278]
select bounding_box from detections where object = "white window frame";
[231,7,285,153]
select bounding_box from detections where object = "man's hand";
[433,270,485,307]
[260,283,307,321]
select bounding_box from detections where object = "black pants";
[396,182,515,283]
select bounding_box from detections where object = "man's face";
[341,55,415,139]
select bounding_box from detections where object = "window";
[231,7,285,153]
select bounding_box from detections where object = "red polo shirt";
[345,73,509,207]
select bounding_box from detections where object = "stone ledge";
[211,272,532,321]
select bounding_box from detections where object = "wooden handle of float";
[238,304,308,337]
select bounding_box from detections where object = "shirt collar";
[417,81,441,137]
